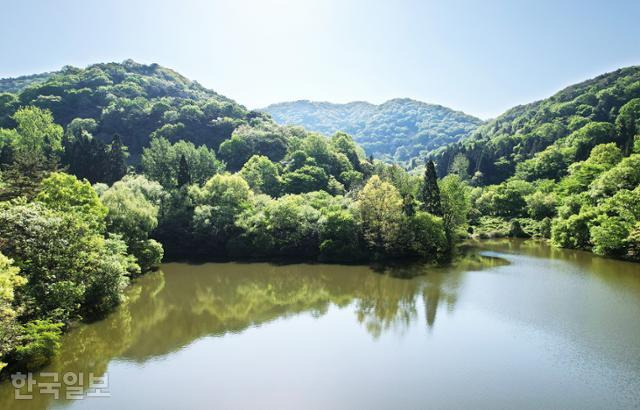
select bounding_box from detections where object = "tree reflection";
[0,252,504,409]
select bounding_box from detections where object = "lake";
[1,239,639,409]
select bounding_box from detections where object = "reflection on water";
[1,240,640,410]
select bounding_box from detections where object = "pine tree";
[402,193,415,216]
[418,160,442,216]
[0,152,56,201]
[177,154,191,187]
[106,134,128,184]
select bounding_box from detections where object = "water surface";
[1,240,639,409]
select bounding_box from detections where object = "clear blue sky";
[1,0,639,119]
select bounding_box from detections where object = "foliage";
[35,172,108,231]
[418,160,442,215]
[240,155,282,197]
[5,107,63,159]
[263,98,482,164]
[218,123,289,171]
[0,253,26,372]
[432,66,640,185]
[7,320,63,371]
[440,175,471,247]
[142,137,223,188]
[358,176,404,254]
[100,175,164,272]
[0,202,130,323]
[62,130,129,184]
[0,61,254,161]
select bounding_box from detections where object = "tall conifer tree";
[419,160,442,216]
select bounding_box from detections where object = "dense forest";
[0,72,54,94]
[262,99,482,164]
[432,67,640,261]
[0,61,470,375]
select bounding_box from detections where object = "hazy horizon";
[2,0,639,119]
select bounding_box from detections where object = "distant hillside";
[261,98,482,163]
[431,66,640,185]
[0,72,55,94]
[0,60,261,158]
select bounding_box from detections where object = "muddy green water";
[1,240,639,409]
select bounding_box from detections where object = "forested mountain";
[434,66,640,262]
[262,98,482,163]
[432,66,640,185]
[0,60,256,159]
[0,72,54,94]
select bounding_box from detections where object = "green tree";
[8,320,63,371]
[440,175,471,248]
[177,154,191,187]
[100,176,164,272]
[319,209,362,262]
[190,174,252,254]
[142,138,223,188]
[358,175,404,254]
[35,172,108,232]
[105,134,128,184]
[0,203,130,323]
[615,98,640,154]
[281,165,328,194]
[9,106,63,159]
[418,160,442,215]
[239,155,281,197]
[588,154,640,200]
[0,253,26,372]
[448,154,470,180]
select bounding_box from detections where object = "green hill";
[0,60,259,158]
[261,98,482,163]
[434,65,640,262]
[0,72,55,94]
[431,66,640,185]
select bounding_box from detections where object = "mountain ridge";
[430,65,640,184]
[261,97,483,163]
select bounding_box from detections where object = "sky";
[1,0,639,119]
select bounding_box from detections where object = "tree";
[105,134,128,184]
[239,155,281,197]
[177,154,191,187]
[448,154,470,180]
[407,211,446,259]
[525,191,557,220]
[190,174,252,255]
[0,203,130,323]
[615,98,640,154]
[551,210,595,250]
[476,180,534,218]
[418,160,442,215]
[590,215,630,256]
[0,252,26,372]
[8,320,63,371]
[358,175,404,254]
[100,176,164,272]
[626,222,640,261]
[440,175,471,249]
[319,209,362,262]
[35,172,108,232]
[0,152,56,201]
[218,125,288,172]
[588,154,640,200]
[281,165,328,194]
[8,106,63,159]
[142,138,223,188]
